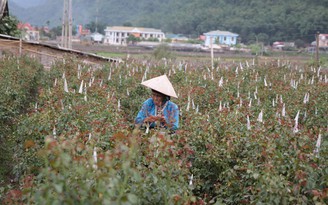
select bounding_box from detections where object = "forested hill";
[10,0,328,44]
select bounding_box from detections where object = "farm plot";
[1,56,327,204]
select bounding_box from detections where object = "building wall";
[104,28,165,45]
[204,35,238,47]
[91,33,104,42]
[319,34,328,47]
[22,30,40,41]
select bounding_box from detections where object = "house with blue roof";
[204,30,239,47]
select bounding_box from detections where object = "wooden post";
[19,38,22,56]
[68,0,72,49]
[210,37,214,70]
[315,31,320,68]
[61,0,66,48]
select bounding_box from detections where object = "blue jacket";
[135,98,179,130]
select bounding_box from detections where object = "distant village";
[17,23,240,52]
[16,22,328,54]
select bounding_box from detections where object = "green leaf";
[54,183,63,193]
[127,193,138,203]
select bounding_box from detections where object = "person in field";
[135,74,179,131]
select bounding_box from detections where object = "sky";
[11,0,46,8]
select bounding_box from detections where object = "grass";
[95,52,127,58]
[95,47,327,68]
[95,52,154,61]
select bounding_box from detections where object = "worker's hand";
[144,116,165,123]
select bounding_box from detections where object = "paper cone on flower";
[314,133,322,157]
[141,74,178,98]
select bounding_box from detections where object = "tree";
[257,33,269,45]
[295,39,306,48]
[46,20,50,27]
[0,16,21,37]
[85,21,107,34]
[153,44,174,60]
[127,35,140,45]
[49,26,62,39]
[123,22,133,27]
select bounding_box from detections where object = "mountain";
[9,0,62,27]
[8,0,328,44]
[9,0,143,28]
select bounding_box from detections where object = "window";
[224,37,226,41]
[231,37,234,41]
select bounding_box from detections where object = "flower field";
[0,55,327,204]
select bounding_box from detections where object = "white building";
[204,30,239,47]
[104,26,165,46]
[90,32,104,43]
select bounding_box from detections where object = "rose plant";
[0,55,327,204]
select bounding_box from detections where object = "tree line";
[130,0,328,45]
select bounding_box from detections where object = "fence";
[0,35,120,70]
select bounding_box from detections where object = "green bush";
[0,56,44,183]
[153,44,174,60]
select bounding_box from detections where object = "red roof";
[199,35,206,40]
[17,23,36,31]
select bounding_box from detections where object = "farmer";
[135,74,179,131]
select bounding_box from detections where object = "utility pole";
[95,4,98,33]
[61,0,72,49]
[95,0,99,33]
[315,31,320,68]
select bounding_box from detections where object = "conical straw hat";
[141,74,178,98]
